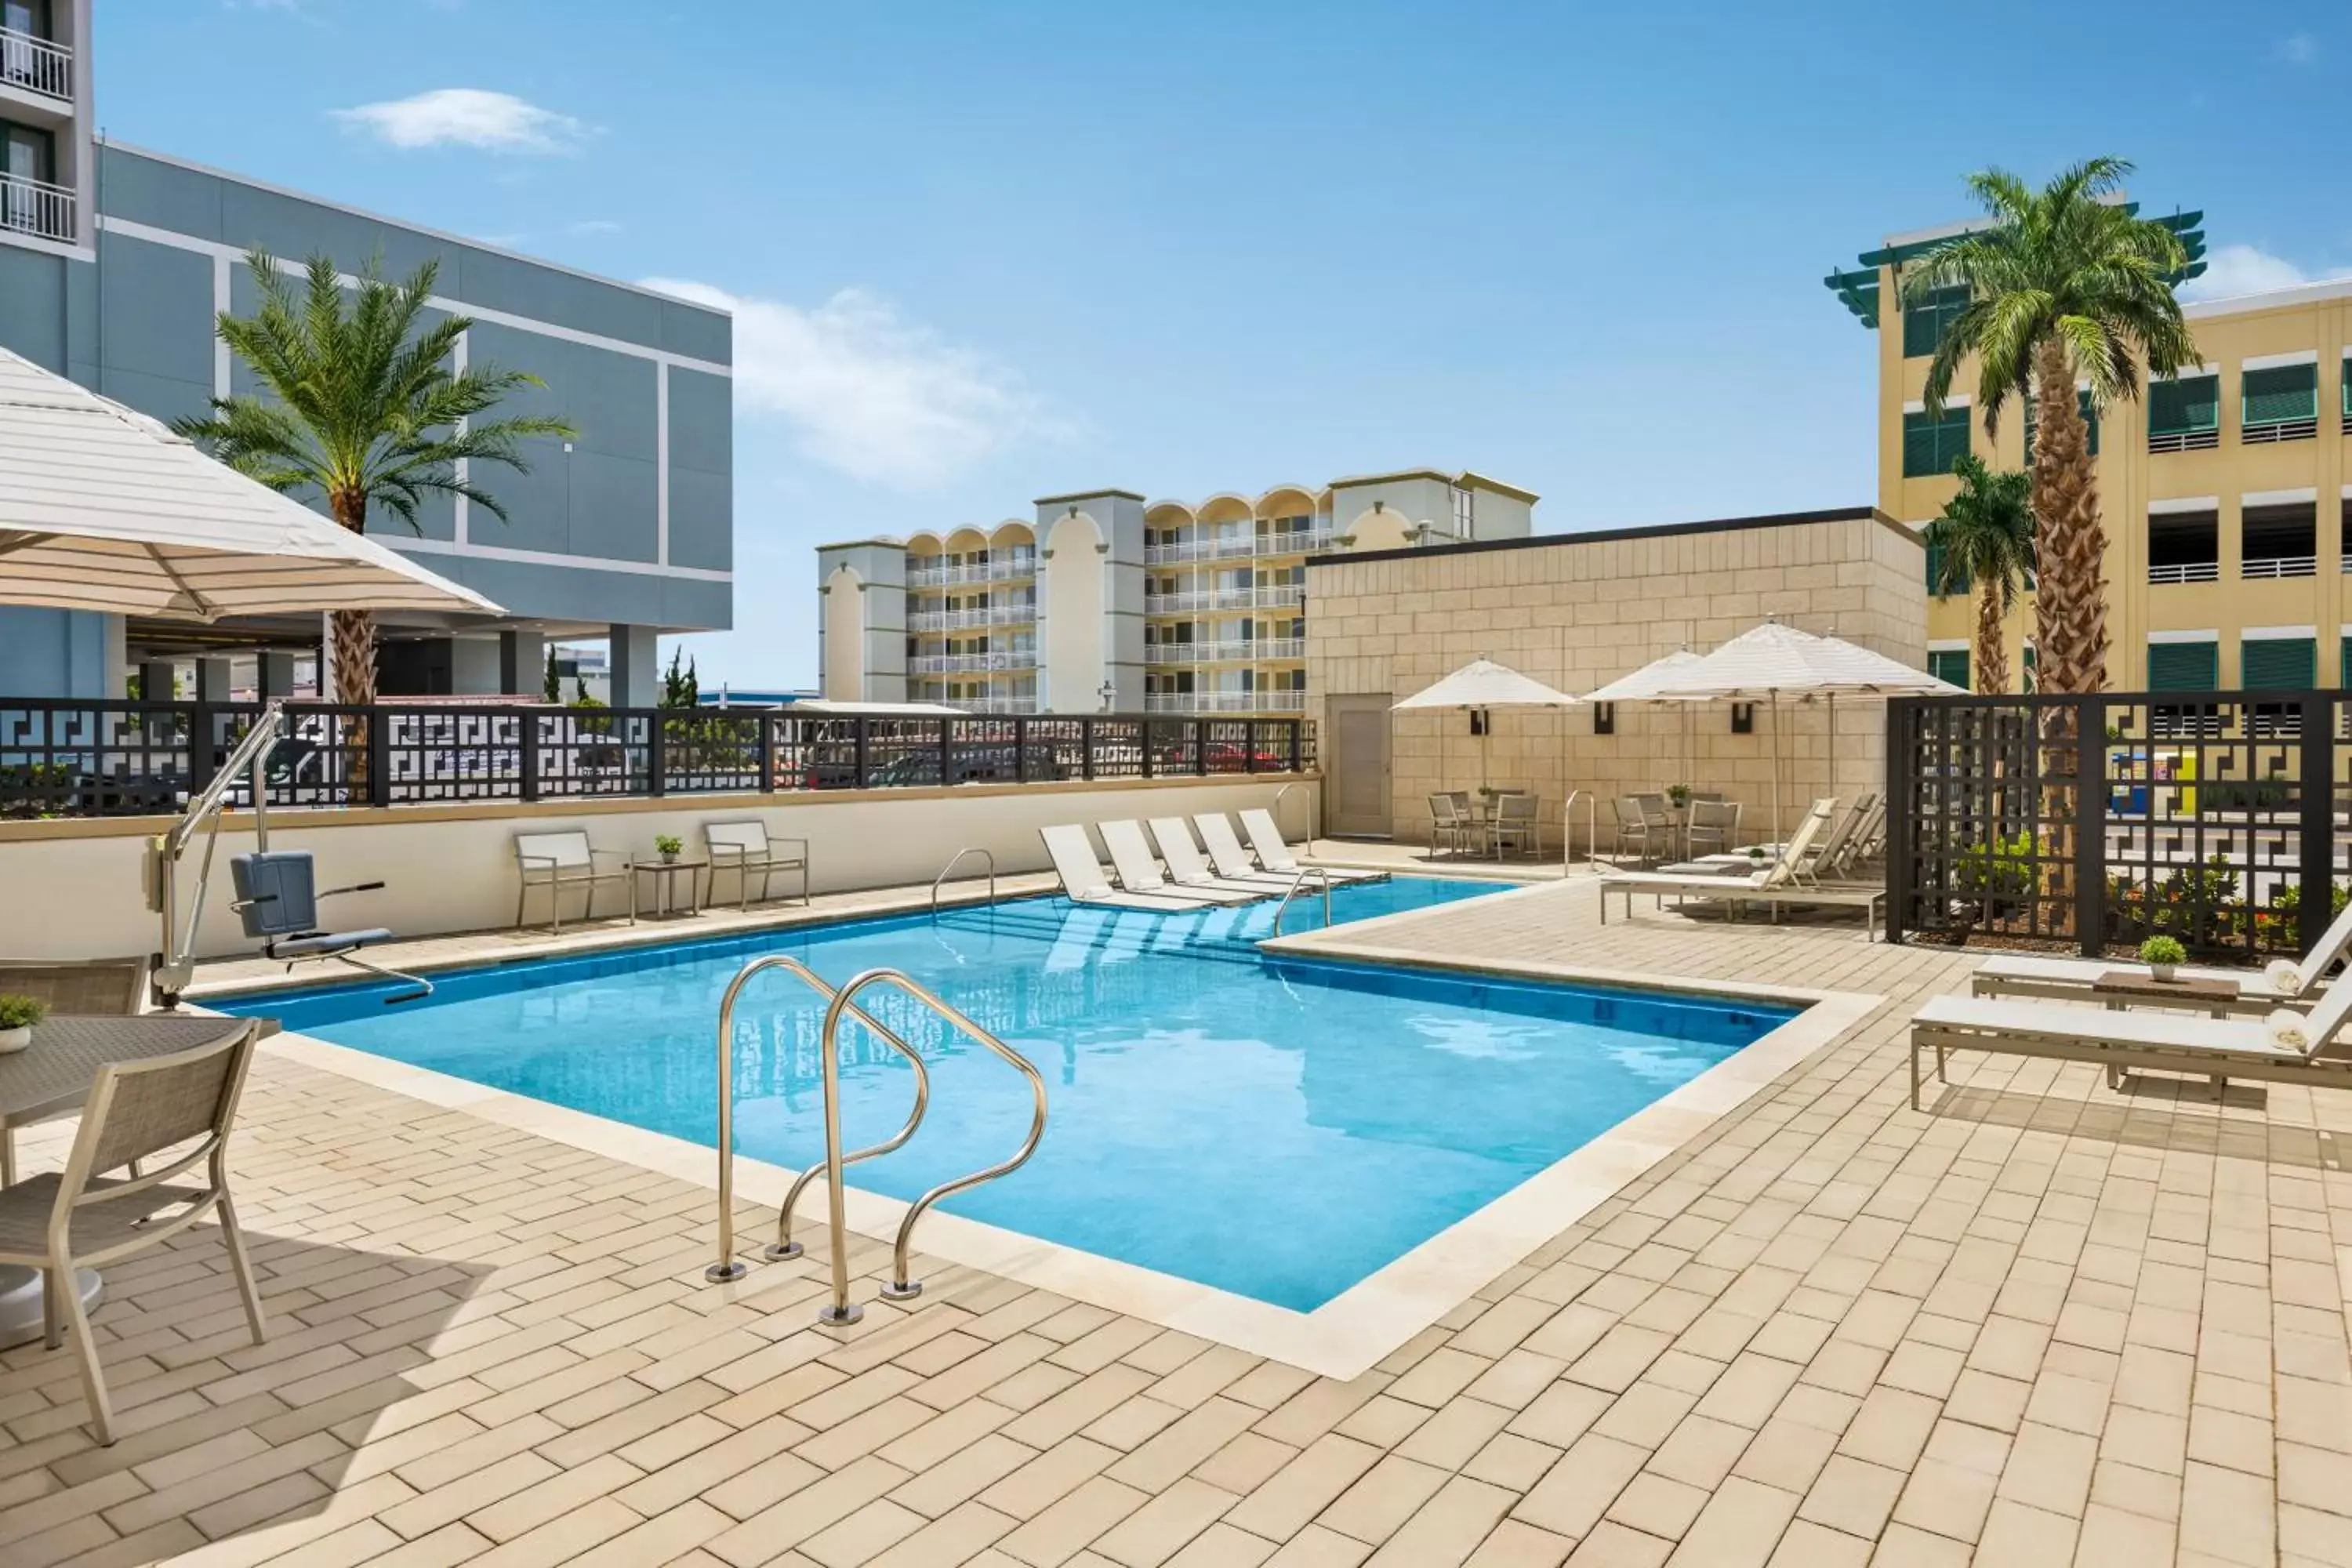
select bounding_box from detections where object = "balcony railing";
[0,169,73,245]
[1145,691,1307,714]
[1144,638,1305,665]
[2147,561,2220,585]
[0,698,1312,815]
[0,25,71,101]
[907,603,1035,632]
[907,555,1036,588]
[2241,555,2318,579]
[908,650,1035,674]
[2243,417,2318,445]
[939,697,1040,716]
[1144,584,1305,615]
[2147,426,2219,454]
[1142,530,1335,566]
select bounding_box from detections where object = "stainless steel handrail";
[706,956,932,1288]
[1269,866,1332,936]
[1563,788,1600,869]
[930,847,997,913]
[816,968,1048,1317]
[1272,779,1315,844]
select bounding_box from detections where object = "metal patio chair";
[1491,791,1542,858]
[1685,800,1742,859]
[0,1020,267,1444]
[1429,793,1474,858]
[704,821,811,911]
[0,958,148,1189]
[514,829,633,933]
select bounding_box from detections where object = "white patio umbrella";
[1582,648,1715,794]
[1658,620,1955,848]
[1392,655,1581,793]
[0,347,500,620]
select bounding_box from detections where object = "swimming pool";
[215,878,1800,1312]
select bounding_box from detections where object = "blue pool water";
[216,879,1798,1310]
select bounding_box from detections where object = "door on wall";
[1327,694,1393,838]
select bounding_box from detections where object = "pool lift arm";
[147,702,430,1008]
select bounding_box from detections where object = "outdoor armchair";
[703,821,811,911]
[514,829,633,934]
[1491,791,1542,858]
[0,958,147,1188]
[0,1021,267,1443]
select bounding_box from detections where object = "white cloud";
[567,219,622,235]
[2180,243,2352,302]
[641,279,1066,488]
[2278,31,2318,64]
[331,89,586,154]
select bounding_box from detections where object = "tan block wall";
[1304,514,1926,848]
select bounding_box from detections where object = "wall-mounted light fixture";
[1593,702,1615,735]
[1731,702,1755,735]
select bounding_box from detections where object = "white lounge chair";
[1600,800,1886,938]
[1099,819,1258,905]
[1148,817,1290,894]
[1910,973,2352,1109]
[1039,825,1219,912]
[1970,895,2352,1015]
[1190,811,1373,886]
[514,829,633,932]
[1234,808,1384,884]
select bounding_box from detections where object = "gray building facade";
[0,5,731,705]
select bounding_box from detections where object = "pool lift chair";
[147,702,431,1009]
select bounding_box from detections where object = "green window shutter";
[1901,285,1969,358]
[2148,641,2219,691]
[2149,375,2221,434]
[1928,649,1969,690]
[1903,408,1969,478]
[2242,637,2316,690]
[2022,644,2037,692]
[2244,364,2318,427]
[2342,635,2352,688]
[2343,358,2350,419]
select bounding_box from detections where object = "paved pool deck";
[4,876,2347,1567]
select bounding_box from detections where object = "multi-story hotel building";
[815,469,1537,714]
[1828,209,2352,697]
[0,1,733,706]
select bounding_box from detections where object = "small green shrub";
[0,994,48,1030]
[2139,935,2186,967]
[653,833,683,858]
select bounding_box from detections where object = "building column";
[194,656,234,702]
[138,659,178,703]
[257,651,297,699]
[608,624,659,710]
[499,630,547,698]
[448,637,503,696]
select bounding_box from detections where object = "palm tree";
[176,249,575,707]
[1925,454,2035,695]
[1903,157,2198,695]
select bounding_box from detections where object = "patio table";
[0,1013,252,1349]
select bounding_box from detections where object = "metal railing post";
[758,713,778,793]
[2299,690,2334,959]
[519,709,541,802]
[366,710,392,808]
[1883,700,1911,946]
[2071,695,2103,958]
[648,709,668,797]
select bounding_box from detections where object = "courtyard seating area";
[2,876,2343,1566]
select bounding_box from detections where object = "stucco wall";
[0,775,1318,961]
[1303,512,1925,848]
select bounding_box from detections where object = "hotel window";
[2242,635,2316,690]
[2148,638,2220,739]
[2147,373,2220,452]
[1901,408,1970,478]
[1901,285,1969,359]
[1927,649,1969,690]
[2024,390,2099,461]
[1451,485,1475,540]
[2343,356,2351,434]
[1923,536,1969,595]
[2242,363,2319,443]
[2241,502,2317,579]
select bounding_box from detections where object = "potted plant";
[654,833,683,865]
[0,993,45,1054]
[1667,785,1690,809]
[2139,935,2186,984]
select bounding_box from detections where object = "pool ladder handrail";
[1269,865,1334,936]
[822,969,1048,1317]
[930,847,997,913]
[708,956,933,1287]
[1272,779,1316,845]
[707,956,1048,1328]
[1563,788,1600,869]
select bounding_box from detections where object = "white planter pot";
[2149,964,2176,983]
[0,1026,29,1054]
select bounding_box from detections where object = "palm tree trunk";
[2026,336,2105,946]
[2029,336,2106,694]
[1974,582,2009,695]
[328,492,376,798]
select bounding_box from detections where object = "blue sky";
[103,2,2348,687]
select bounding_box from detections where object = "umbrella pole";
[1828,694,1838,805]
[1771,691,1784,853]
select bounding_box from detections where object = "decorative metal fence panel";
[0,699,1315,821]
[1887,691,2343,962]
